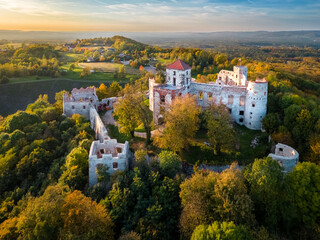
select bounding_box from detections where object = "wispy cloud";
[0,0,318,31]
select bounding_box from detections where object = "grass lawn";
[78,62,140,74]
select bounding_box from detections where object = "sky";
[0,0,319,32]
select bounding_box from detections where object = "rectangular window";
[113,162,118,169]
[199,91,203,100]
[72,105,75,109]
[186,78,189,85]
[208,93,213,101]
[83,106,86,109]
[239,118,243,123]
[239,110,244,116]
[173,71,176,76]
[173,77,176,86]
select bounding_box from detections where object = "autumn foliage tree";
[154,95,201,153]
[203,104,235,155]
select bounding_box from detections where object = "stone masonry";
[63,87,129,186]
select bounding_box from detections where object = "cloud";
[0,0,318,31]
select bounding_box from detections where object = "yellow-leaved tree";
[154,95,201,153]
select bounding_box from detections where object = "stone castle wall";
[63,87,129,187]
[89,140,129,186]
[149,64,268,130]
[189,82,247,125]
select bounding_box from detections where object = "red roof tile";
[166,59,191,70]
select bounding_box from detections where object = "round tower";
[244,79,268,130]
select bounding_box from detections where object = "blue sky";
[0,0,319,31]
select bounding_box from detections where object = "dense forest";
[0,36,320,239]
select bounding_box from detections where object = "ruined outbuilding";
[269,143,299,172]
[63,87,129,186]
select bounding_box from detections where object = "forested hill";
[75,36,148,50]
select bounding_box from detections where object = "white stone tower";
[233,65,247,86]
[166,59,191,89]
[244,79,268,130]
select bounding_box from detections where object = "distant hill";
[0,30,319,48]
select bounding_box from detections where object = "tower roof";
[166,59,191,71]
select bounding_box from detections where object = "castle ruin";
[63,87,129,186]
[149,59,268,130]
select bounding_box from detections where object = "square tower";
[166,59,192,89]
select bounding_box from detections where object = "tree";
[155,70,165,84]
[0,75,9,84]
[3,111,41,132]
[54,90,68,114]
[119,231,141,240]
[180,170,218,238]
[286,162,320,224]
[61,190,114,240]
[244,157,294,231]
[154,95,201,153]
[113,85,140,137]
[113,84,152,141]
[59,147,89,190]
[15,185,70,240]
[119,65,126,78]
[214,163,254,225]
[158,151,182,178]
[262,113,280,134]
[191,221,252,240]
[283,104,301,131]
[69,63,75,71]
[96,83,108,100]
[80,67,91,79]
[204,104,235,155]
[109,82,122,96]
[180,164,254,239]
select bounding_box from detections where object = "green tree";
[191,221,252,240]
[262,113,280,134]
[109,82,122,96]
[80,67,91,79]
[119,65,126,78]
[59,147,89,190]
[69,63,75,71]
[244,157,294,231]
[113,85,140,137]
[158,151,181,178]
[286,162,320,224]
[204,104,235,155]
[154,95,201,153]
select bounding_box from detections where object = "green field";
[0,79,125,117]
[78,62,140,74]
